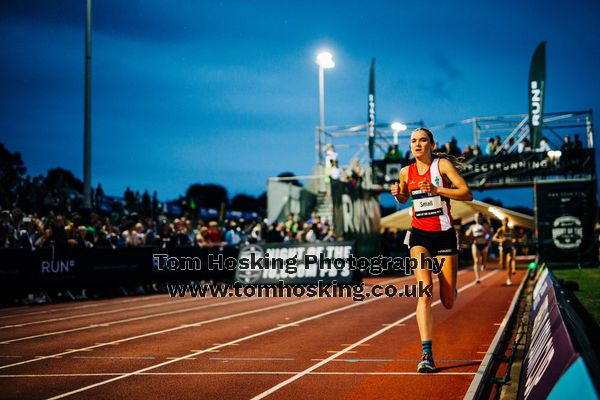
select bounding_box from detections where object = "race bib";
[411,189,443,219]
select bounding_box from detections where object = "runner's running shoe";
[417,353,436,373]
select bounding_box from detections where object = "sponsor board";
[535,180,598,267]
[234,242,356,285]
[519,268,593,400]
[41,259,75,274]
[331,180,381,257]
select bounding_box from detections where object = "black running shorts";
[408,227,459,256]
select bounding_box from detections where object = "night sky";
[1,0,599,208]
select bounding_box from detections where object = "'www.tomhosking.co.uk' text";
[167,280,434,302]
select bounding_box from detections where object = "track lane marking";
[210,357,294,361]
[309,358,481,362]
[0,279,413,321]
[0,295,175,320]
[0,297,254,344]
[0,297,202,329]
[0,279,408,323]
[0,371,476,378]
[0,355,484,362]
[42,275,455,399]
[250,270,499,400]
[0,295,321,371]
[46,295,379,399]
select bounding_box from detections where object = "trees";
[185,183,228,211]
[0,143,27,209]
[44,168,83,192]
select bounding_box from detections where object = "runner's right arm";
[465,225,473,239]
[391,167,409,204]
[492,228,502,244]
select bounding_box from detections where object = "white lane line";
[70,356,156,360]
[250,269,499,400]
[0,296,167,320]
[42,275,439,399]
[0,296,318,371]
[0,297,201,329]
[0,297,251,344]
[0,280,400,324]
[209,357,295,361]
[0,277,412,321]
[309,358,482,363]
[0,371,475,378]
[12,356,485,362]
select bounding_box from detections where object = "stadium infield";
[552,267,600,326]
[0,267,525,399]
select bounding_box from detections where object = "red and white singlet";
[406,158,453,232]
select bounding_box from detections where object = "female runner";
[493,218,517,286]
[391,128,472,373]
[465,212,492,283]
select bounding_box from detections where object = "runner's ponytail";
[412,128,466,172]
[432,152,465,172]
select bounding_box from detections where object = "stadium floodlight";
[316,51,335,163]
[391,122,407,132]
[548,150,562,159]
[391,122,407,145]
[316,52,335,69]
[547,150,562,166]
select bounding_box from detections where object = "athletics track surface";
[0,266,524,399]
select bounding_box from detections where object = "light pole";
[316,52,334,164]
[83,0,92,209]
[391,122,407,146]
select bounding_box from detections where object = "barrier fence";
[518,267,599,399]
[0,241,362,301]
[0,246,238,300]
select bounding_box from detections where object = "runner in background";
[465,212,493,283]
[482,214,494,267]
[391,127,473,373]
[493,218,517,285]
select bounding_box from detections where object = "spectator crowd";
[0,206,340,251]
[382,133,586,163]
[0,171,341,250]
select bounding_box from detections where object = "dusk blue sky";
[1,0,599,209]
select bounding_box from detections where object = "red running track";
[0,267,525,399]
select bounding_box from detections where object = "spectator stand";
[349,110,595,189]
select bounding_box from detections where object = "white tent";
[381,199,534,231]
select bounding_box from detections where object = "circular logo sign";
[236,244,264,284]
[552,216,583,250]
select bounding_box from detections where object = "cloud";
[432,54,462,80]
[417,78,453,100]
[0,0,209,44]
